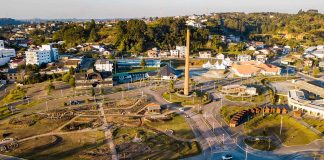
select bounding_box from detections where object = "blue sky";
[1,0,323,19]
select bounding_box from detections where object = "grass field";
[244,138,276,151]
[0,87,26,105]
[6,131,106,160]
[113,126,200,160]
[245,114,321,146]
[220,106,254,123]
[0,116,72,140]
[145,114,195,139]
[303,117,324,134]
[162,92,210,106]
[225,94,265,104]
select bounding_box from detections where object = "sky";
[0,0,323,19]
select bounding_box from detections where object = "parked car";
[222,154,233,160]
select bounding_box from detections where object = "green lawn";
[162,92,210,106]
[244,138,276,151]
[0,87,26,105]
[7,131,106,160]
[113,126,200,160]
[245,114,321,146]
[220,106,254,123]
[145,114,195,139]
[303,117,324,134]
[225,94,265,104]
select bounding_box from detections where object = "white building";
[304,45,324,59]
[176,46,186,58]
[0,40,16,66]
[283,46,291,54]
[199,51,212,58]
[216,53,225,60]
[94,59,113,72]
[237,54,252,62]
[25,44,58,65]
[288,90,324,119]
[170,50,179,58]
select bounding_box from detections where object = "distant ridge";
[0,18,26,26]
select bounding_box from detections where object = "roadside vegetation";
[244,114,321,146]
[303,117,324,134]
[0,87,26,105]
[145,114,195,139]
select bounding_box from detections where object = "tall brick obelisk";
[184,29,190,96]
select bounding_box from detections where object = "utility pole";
[222,134,225,144]
[245,148,248,160]
[61,89,63,97]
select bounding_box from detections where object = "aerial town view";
[0,0,323,160]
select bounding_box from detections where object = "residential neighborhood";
[0,2,323,160]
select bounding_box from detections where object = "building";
[288,90,324,118]
[64,58,81,69]
[156,65,181,80]
[199,51,212,58]
[0,40,16,66]
[170,50,179,58]
[9,58,25,69]
[216,53,225,60]
[94,59,113,72]
[237,54,252,62]
[147,48,159,58]
[4,69,24,82]
[255,54,267,63]
[159,51,170,58]
[146,103,161,114]
[319,61,324,70]
[117,59,160,68]
[74,69,113,89]
[231,61,281,77]
[304,45,324,59]
[176,46,186,58]
[25,44,58,65]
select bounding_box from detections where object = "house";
[9,58,25,69]
[157,65,181,80]
[64,59,81,69]
[216,53,225,60]
[146,103,161,114]
[199,51,212,58]
[176,46,186,58]
[170,50,179,58]
[94,59,113,72]
[159,51,170,58]
[147,48,159,58]
[4,69,24,82]
[255,54,267,63]
[283,46,291,54]
[237,54,252,62]
[248,46,256,51]
[319,61,324,70]
[74,68,113,89]
[304,59,313,67]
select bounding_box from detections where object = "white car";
[178,108,184,112]
[222,154,233,160]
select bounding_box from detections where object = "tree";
[62,73,71,82]
[88,28,99,42]
[313,67,320,78]
[140,59,146,69]
[47,83,55,94]
[169,79,175,91]
[69,77,75,87]
[303,66,310,73]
